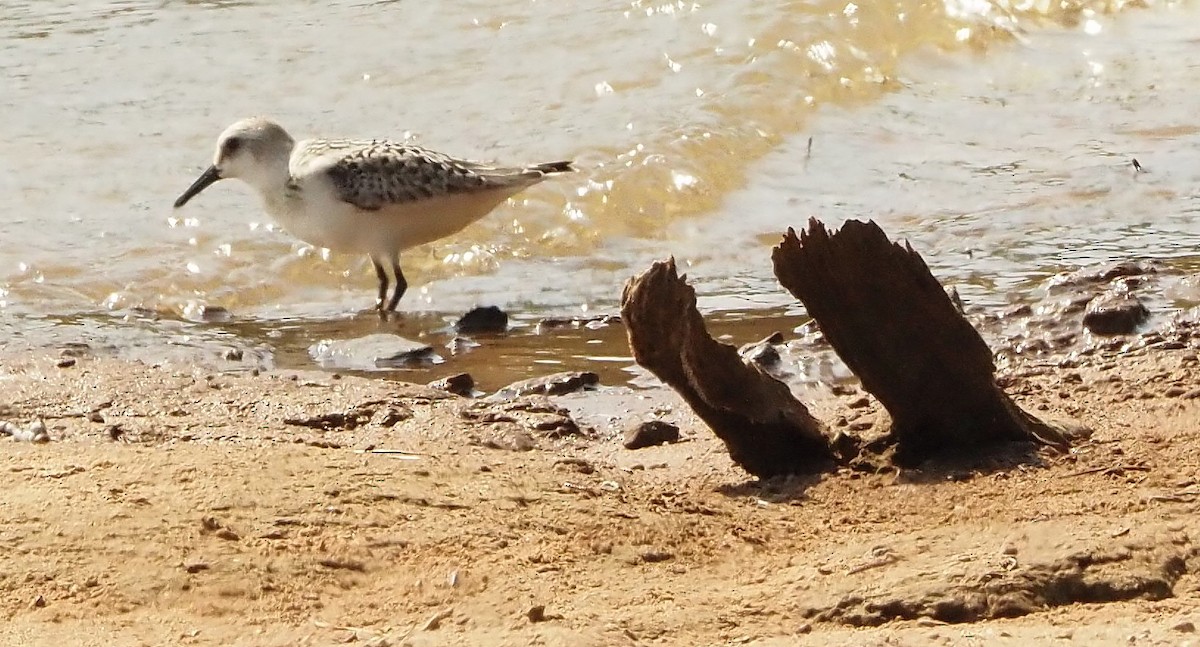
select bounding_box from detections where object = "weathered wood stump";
[772,219,1068,464]
[620,259,835,477]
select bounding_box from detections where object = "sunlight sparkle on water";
[843,2,859,25]
[944,0,1002,21]
[807,41,837,70]
[672,171,698,191]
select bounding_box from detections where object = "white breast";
[262,175,521,257]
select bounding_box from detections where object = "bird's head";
[174,117,296,208]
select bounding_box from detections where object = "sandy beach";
[0,327,1197,646]
[2,3,1199,645]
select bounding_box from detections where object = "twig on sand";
[1066,464,1151,478]
[356,448,423,460]
[845,547,901,575]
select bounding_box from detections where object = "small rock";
[428,373,475,397]
[1083,291,1149,335]
[494,371,599,399]
[640,550,674,563]
[1173,621,1195,633]
[223,348,244,361]
[740,341,780,367]
[310,334,439,370]
[215,528,240,541]
[455,306,509,334]
[847,396,870,409]
[527,605,547,623]
[739,332,785,367]
[1,420,50,443]
[87,410,105,423]
[31,595,46,609]
[623,420,680,450]
[56,357,76,368]
[1051,261,1158,290]
[200,516,240,541]
[183,561,209,574]
[183,304,232,323]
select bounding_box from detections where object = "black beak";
[174,165,222,208]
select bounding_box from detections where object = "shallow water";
[1,0,1198,387]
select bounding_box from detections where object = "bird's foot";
[374,304,405,323]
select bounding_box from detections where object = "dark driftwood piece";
[771,219,1069,464]
[620,258,835,477]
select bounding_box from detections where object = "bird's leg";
[371,256,389,312]
[386,257,407,314]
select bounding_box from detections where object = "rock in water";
[428,373,475,397]
[455,306,509,334]
[1083,291,1149,335]
[738,332,785,367]
[310,334,440,370]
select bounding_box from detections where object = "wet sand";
[0,320,1197,646]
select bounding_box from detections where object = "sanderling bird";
[174,117,574,315]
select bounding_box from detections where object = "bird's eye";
[223,137,242,156]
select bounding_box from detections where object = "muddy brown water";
[1,1,1198,389]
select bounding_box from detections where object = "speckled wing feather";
[293,139,570,211]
